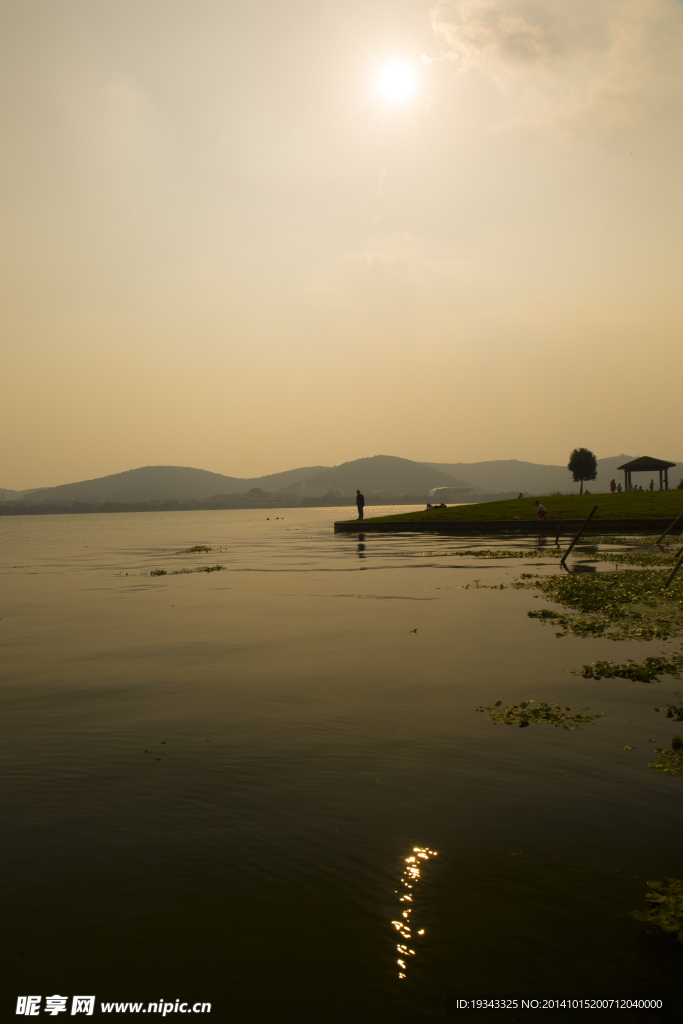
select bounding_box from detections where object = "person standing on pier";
[356,490,365,520]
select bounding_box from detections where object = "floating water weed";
[528,609,568,621]
[174,565,225,574]
[572,654,683,683]
[420,549,562,559]
[631,878,683,940]
[149,565,225,576]
[176,545,212,553]
[476,700,603,730]
[652,698,683,721]
[592,552,678,567]
[648,737,683,775]
[585,535,680,546]
[516,570,683,641]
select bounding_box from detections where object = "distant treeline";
[0,495,421,515]
[0,491,521,515]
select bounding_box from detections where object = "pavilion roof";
[617,456,676,471]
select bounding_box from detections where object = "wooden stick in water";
[560,506,598,566]
[663,546,683,589]
[656,512,683,545]
[554,521,563,546]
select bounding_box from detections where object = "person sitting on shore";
[617,482,622,492]
[534,500,548,520]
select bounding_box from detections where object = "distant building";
[298,481,340,498]
[429,486,475,503]
[209,491,298,506]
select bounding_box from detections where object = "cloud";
[431,0,683,131]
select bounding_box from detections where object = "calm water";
[2,508,682,1022]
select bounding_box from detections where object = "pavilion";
[617,456,676,491]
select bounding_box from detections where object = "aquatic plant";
[631,878,683,940]
[176,545,212,553]
[420,549,562,559]
[594,551,678,567]
[572,653,683,683]
[528,609,569,623]
[578,536,681,548]
[174,565,225,574]
[517,570,683,641]
[149,565,225,576]
[651,697,683,721]
[476,699,603,731]
[648,737,683,775]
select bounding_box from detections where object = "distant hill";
[300,456,468,496]
[8,453,682,505]
[24,464,329,504]
[19,457,467,504]
[425,455,682,494]
[0,486,43,501]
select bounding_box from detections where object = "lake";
[1,508,681,1022]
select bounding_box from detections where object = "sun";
[376,62,417,103]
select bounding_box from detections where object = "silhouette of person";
[356,489,365,520]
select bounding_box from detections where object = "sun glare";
[376,62,416,103]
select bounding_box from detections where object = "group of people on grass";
[609,479,655,493]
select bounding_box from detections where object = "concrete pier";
[333,518,678,535]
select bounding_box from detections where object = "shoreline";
[334,518,680,534]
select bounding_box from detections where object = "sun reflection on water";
[391,846,438,979]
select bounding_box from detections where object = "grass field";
[358,490,683,524]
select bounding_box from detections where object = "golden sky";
[2,0,682,488]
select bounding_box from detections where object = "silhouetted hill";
[22,457,467,504]
[301,456,468,496]
[423,455,683,494]
[26,465,328,504]
[0,487,37,500]
[12,454,682,505]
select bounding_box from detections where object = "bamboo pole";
[560,506,598,566]
[655,512,683,545]
[663,546,683,589]
[554,521,563,546]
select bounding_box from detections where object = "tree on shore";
[568,448,598,494]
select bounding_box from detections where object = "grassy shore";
[357,491,683,524]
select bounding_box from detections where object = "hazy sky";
[2,0,682,488]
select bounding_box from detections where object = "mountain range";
[2,453,681,504]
